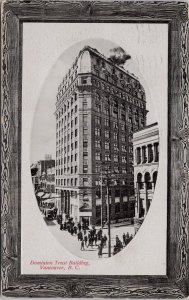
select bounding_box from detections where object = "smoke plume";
[108,47,131,66]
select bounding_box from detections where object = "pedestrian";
[98,244,103,258]
[125,232,130,245]
[123,233,126,246]
[84,235,88,246]
[94,234,97,245]
[113,245,117,256]
[78,222,81,231]
[103,234,107,247]
[74,226,77,235]
[81,239,85,251]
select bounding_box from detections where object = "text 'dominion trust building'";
[55,46,147,226]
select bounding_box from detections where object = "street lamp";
[106,179,111,257]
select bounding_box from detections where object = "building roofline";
[79,45,140,81]
[134,122,158,133]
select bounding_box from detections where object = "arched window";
[144,172,152,190]
[137,173,143,189]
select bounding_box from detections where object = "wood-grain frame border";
[1,1,189,298]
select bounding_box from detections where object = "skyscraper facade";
[55,46,147,225]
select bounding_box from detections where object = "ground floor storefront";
[55,186,135,226]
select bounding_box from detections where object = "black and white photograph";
[1,1,188,298]
[29,29,162,261]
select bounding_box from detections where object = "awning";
[50,193,60,198]
[41,193,50,199]
[42,198,55,204]
[36,192,45,197]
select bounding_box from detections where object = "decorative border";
[176,20,189,294]
[1,1,189,298]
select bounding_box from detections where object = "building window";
[95,103,101,112]
[105,130,110,138]
[75,141,78,149]
[83,128,88,135]
[122,156,127,163]
[83,178,88,186]
[121,135,126,142]
[83,115,88,125]
[95,128,100,136]
[114,132,118,140]
[75,166,78,173]
[105,154,111,161]
[105,142,110,150]
[121,114,125,121]
[75,105,77,113]
[81,77,87,84]
[95,116,100,125]
[75,129,78,137]
[96,164,101,173]
[113,122,118,129]
[95,140,101,148]
[122,145,127,152]
[154,143,159,162]
[122,167,127,174]
[83,152,88,160]
[129,116,132,123]
[95,179,100,186]
[114,155,118,162]
[83,101,87,110]
[75,153,78,161]
[121,124,125,131]
[104,107,109,115]
[136,147,141,164]
[114,166,119,173]
[75,178,78,186]
[75,117,78,125]
[95,152,101,161]
[83,140,88,148]
[142,146,147,163]
[114,143,119,151]
[147,144,153,163]
[83,165,88,173]
[104,119,110,127]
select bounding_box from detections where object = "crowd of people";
[56,215,134,258]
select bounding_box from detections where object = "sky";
[22,23,168,163]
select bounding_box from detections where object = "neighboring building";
[55,45,148,225]
[30,164,39,191]
[31,155,55,192]
[133,122,159,219]
[46,167,55,193]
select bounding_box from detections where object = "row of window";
[56,165,78,175]
[57,152,78,163]
[136,143,159,164]
[56,177,78,187]
[57,116,78,129]
[93,74,145,103]
[56,94,77,119]
[95,131,126,143]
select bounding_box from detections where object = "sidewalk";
[44,217,135,260]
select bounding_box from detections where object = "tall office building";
[55,46,147,225]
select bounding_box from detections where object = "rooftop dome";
[78,50,91,73]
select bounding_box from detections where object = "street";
[44,217,135,260]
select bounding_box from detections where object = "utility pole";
[100,171,103,228]
[107,181,111,257]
